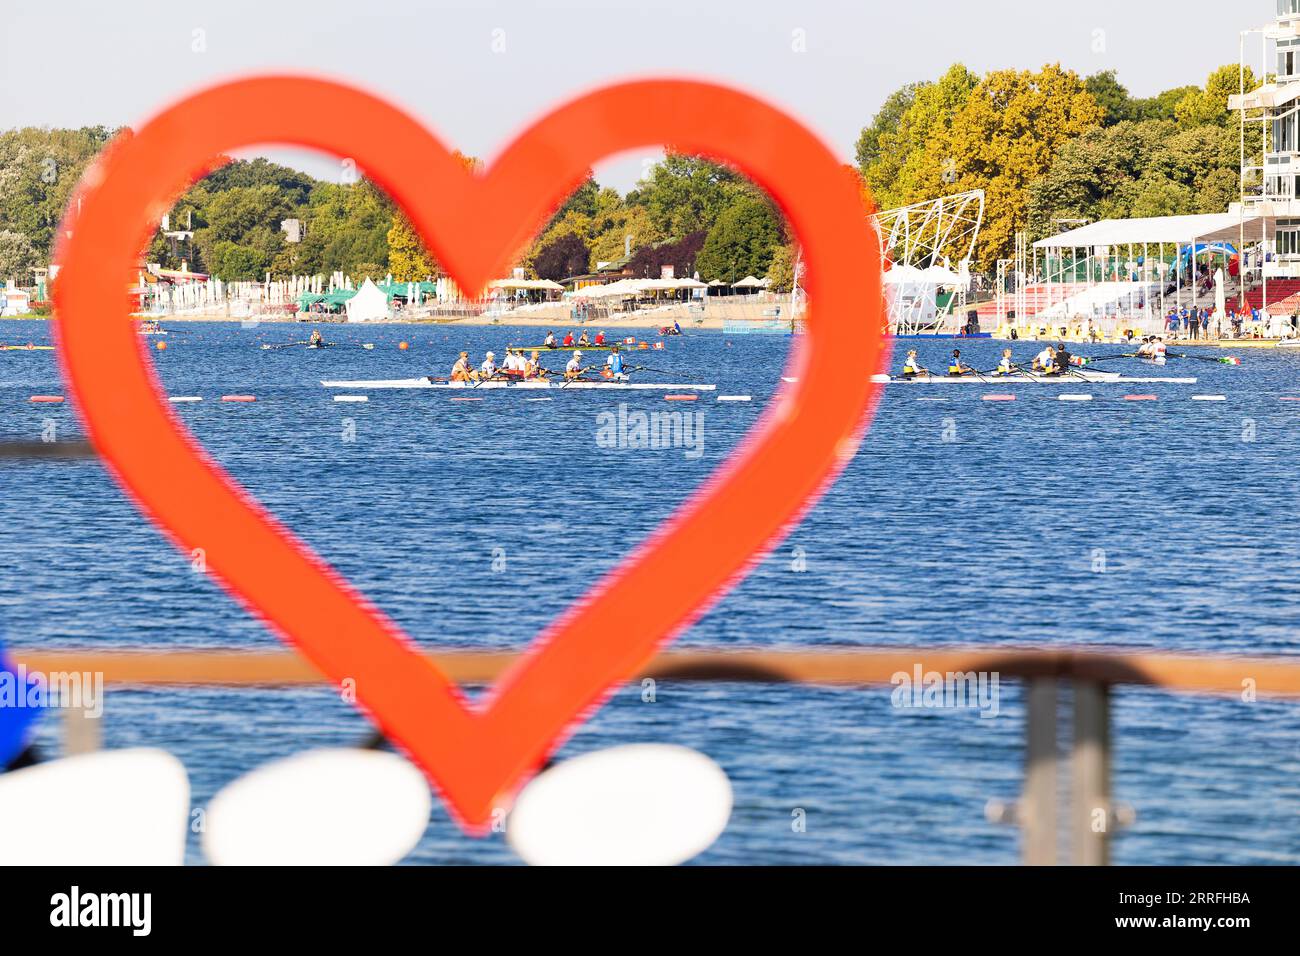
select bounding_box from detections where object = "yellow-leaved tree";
[921,64,1103,269]
[386,151,479,281]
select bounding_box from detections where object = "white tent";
[345,278,390,323]
[732,275,769,289]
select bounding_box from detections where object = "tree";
[854,82,924,172]
[531,232,589,280]
[0,126,117,262]
[0,229,37,281]
[766,242,797,292]
[926,64,1103,268]
[1175,65,1258,128]
[625,154,748,237]
[387,211,435,280]
[1085,70,1134,126]
[627,230,707,279]
[694,195,784,282]
[861,64,978,209]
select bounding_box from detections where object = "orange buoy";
[156,341,167,350]
[398,341,409,350]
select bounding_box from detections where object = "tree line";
[0,61,1257,290]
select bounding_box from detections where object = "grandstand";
[973,2,1300,339]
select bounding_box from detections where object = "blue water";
[2,319,1299,864]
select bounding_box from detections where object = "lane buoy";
[1191,395,1226,402]
[221,395,256,402]
[156,341,167,351]
[169,396,203,403]
[29,395,63,403]
[665,394,698,401]
[1058,394,1093,402]
[982,394,1015,402]
[398,341,409,350]
[1123,394,1157,401]
[333,395,368,402]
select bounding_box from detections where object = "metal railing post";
[1022,678,1058,865]
[1072,680,1111,866]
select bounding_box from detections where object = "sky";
[1,0,1271,192]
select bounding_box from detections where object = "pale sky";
[1,0,1273,191]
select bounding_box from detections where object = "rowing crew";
[451,345,628,382]
[542,330,608,348]
[1134,336,1168,361]
[902,343,1079,378]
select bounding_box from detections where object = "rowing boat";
[516,344,638,352]
[320,377,715,391]
[871,372,1197,385]
[0,345,54,351]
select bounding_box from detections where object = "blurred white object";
[203,748,431,865]
[0,748,189,864]
[508,744,732,865]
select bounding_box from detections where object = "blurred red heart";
[53,76,885,828]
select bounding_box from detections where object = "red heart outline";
[53,76,886,829]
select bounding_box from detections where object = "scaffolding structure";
[873,189,984,333]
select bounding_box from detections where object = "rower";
[480,351,498,379]
[562,330,576,347]
[525,350,543,379]
[1151,335,1167,361]
[901,349,927,378]
[605,345,626,380]
[501,347,522,376]
[565,349,584,380]
[309,329,324,348]
[1135,336,1153,358]
[543,331,558,348]
[594,330,607,346]
[947,349,974,376]
[578,330,591,347]
[450,351,474,382]
[1032,344,1055,373]
[1055,342,1074,371]
[994,348,1015,375]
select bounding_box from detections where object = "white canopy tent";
[345,277,390,323]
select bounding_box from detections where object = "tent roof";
[732,275,766,287]
[1033,214,1249,249]
[488,278,564,291]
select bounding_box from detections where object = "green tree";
[1085,70,1134,125]
[695,195,784,282]
[0,229,37,281]
[1175,65,1258,128]
[626,154,749,237]
[854,82,924,172]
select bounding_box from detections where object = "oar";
[1166,351,1240,365]
[261,341,311,350]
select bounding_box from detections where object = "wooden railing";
[13,646,1300,866]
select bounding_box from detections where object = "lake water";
[2,319,1298,864]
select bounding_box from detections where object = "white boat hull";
[321,377,716,391]
[872,373,1196,385]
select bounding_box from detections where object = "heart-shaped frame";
[53,76,886,829]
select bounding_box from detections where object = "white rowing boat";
[871,372,1196,385]
[320,377,716,391]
